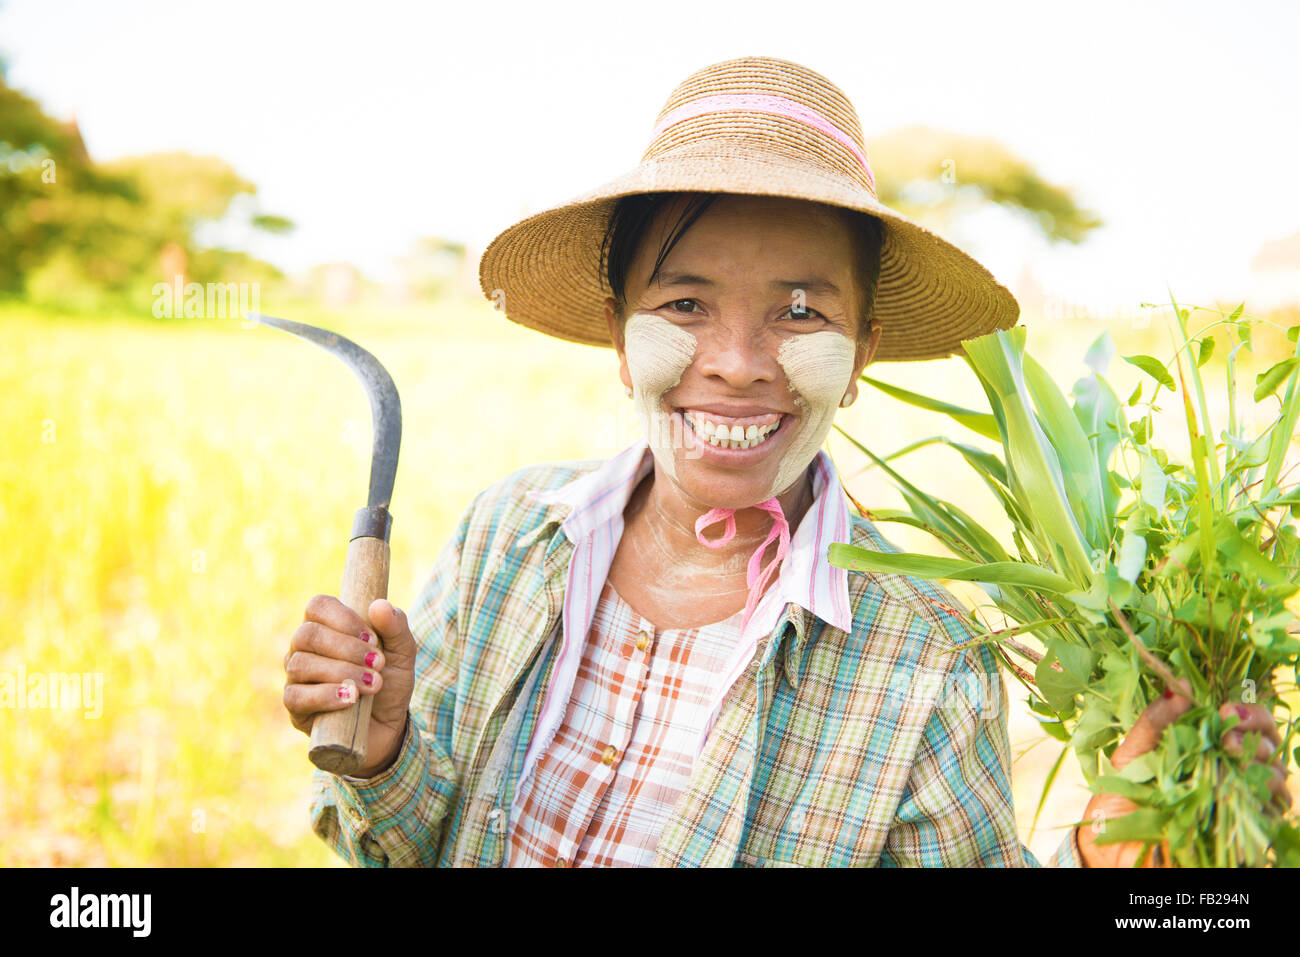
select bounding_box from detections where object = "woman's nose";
[691,321,778,388]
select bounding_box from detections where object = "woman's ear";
[858,314,883,370]
[605,297,634,394]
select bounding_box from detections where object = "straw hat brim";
[478,136,1019,363]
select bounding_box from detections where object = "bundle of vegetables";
[829,298,1300,866]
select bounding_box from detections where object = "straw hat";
[478,55,1019,362]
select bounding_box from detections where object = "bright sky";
[2,0,1297,311]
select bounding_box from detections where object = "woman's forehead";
[634,195,860,287]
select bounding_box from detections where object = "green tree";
[101,152,291,286]
[0,68,292,306]
[0,72,136,294]
[869,125,1103,243]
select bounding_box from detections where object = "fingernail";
[362,672,374,687]
[1163,688,1175,699]
[337,682,356,702]
[1236,705,1250,720]
[365,651,378,668]
[359,631,372,643]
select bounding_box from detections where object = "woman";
[282,56,1289,867]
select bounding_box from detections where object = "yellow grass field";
[2,294,1293,865]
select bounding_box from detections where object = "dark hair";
[598,191,884,347]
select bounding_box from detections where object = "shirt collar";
[525,440,853,634]
[526,441,655,538]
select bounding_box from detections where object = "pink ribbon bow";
[694,497,791,632]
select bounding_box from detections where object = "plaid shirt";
[311,442,1084,867]
[509,582,747,867]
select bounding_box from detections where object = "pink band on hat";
[694,497,792,633]
[649,92,875,192]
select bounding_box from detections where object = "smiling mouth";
[681,410,784,450]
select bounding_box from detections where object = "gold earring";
[624,386,633,398]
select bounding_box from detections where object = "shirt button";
[600,744,618,765]
[554,857,568,868]
[635,630,650,651]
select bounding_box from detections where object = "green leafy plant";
[829,296,1300,866]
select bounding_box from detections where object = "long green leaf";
[1174,351,1217,576]
[1227,339,1245,445]
[948,618,1071,653]
[834,427,1000,568]
[827,544,1080,594]
[1071,372,1124,537]
[1029,745,1070,845]
[1262,348,1300,494]
[1169,291,1223,503]
[851,433,1012,498]
[878,432,1028,536]
[858,375,1000,441]
[961,328,1095,585]
[833,428,1017,565]
[941,439,1010,488]
[1024,353,1107,549]
[933,495,1012,564]
[835,427,972,552]
[861,510,988,561]
[897,488,981,561]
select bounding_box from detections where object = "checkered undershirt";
[507,581,745,867]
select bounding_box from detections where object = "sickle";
[249,313,402,775]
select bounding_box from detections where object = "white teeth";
[685,413,781,450]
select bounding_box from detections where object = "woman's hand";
[282,595,418,778]
[1075,693,1292,867]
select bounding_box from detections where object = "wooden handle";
[309,533,390,776]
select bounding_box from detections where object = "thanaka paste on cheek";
[768,331,856,499]
[624,312,697,481]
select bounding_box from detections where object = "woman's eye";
[667,299,701,314]
[782,305,824,321]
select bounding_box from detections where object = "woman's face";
[605,194,882,510]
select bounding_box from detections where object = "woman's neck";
[626,464,815,572]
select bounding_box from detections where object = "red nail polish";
[1162,688,1174,699]
[359,632,372,643]
[1236,705,1250,720]
[362,672,374,687]
[366,652,378,668]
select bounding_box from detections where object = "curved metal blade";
[248,313,401,510]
